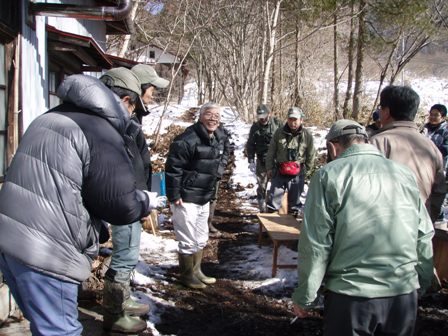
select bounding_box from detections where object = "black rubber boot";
[193,250,216,285]
[178,253,207,289]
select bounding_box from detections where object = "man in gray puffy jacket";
[0,69,157,336]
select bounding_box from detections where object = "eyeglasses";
[429,112,442,118]
[202,112,221,120]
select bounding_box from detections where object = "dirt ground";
[2,109,447,336]
[76,180,448,336]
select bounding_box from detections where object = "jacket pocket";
[182,170,198,187]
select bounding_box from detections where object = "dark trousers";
[324,291,417,336]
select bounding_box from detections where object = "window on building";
[0,43,6,180]
[149,50,155,59]
[48,71,61,109]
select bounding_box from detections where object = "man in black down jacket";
[165,102,227,289]
[0,70,156,336]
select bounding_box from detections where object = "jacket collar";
[377,120,418,133]
[282,123,303,136]
[192,122,225,144]
[339,143,383,159]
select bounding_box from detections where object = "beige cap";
[100,67,145,111]
[131,64,169,89]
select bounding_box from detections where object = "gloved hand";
[248,160,256,173]
[156,196,167,208]
[144,191,160,209]
[144,191,168,208]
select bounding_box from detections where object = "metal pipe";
[29,0,132,21]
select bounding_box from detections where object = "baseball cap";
[131,64,169,89]
[256,104,270,118]
[287,107,305,119]
[326,119,368,141]
[100,67,145,112]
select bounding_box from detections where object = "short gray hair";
[199,102,221,116]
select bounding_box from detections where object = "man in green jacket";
[265,107,315,214]
[246,104,281,212]
[292,119,434,336]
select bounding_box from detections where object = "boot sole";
[179,280,207,289]
[199,278,216,285]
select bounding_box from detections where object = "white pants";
[171,202,210,254]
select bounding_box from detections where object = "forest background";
[107,0,448,126]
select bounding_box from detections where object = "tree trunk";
[342,0,355,118]
[333,11,341,121]
[351,0,365,121]
[261,0,282,104]
[293,18,303,107]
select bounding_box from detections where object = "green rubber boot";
[102,279,147,333]
[178,253,207,289]
[193,250,216,285]
[124,297,150,317]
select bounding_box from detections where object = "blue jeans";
[0,253,82,336]
[108,221,142,283]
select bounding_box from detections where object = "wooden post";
[142,209,159,235]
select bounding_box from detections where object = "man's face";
[428,108,444,125]
[287,117,302,131]
[142,86,156,105]
[200,107,221,134]
[258,114,270,125]
[121,96,135,116]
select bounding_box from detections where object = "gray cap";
[287,107,305,119]
[100,67,142,96]
[100,67,145,111]
[326,119,368,141]
[256,104,270,118]
[131,64,169,89]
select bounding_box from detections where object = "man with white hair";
[165,102,228,289]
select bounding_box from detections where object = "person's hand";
[174,198,183,206]
[293,303,314,318]
[267,170,272,180]
[156,196,167,208]
[248,160,256,173]
[144,191,159,209]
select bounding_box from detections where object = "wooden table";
[257,213,302,277]
[433,227,448,281]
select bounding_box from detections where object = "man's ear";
[380,106,391,123]
[326,141,337,163]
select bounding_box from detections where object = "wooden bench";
[257,213,302,277]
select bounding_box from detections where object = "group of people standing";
[0,63,445,336]
[0,65,170,335]
[288,85,445,336]
[246,105,315,215]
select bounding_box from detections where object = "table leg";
[272,240,279,277]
